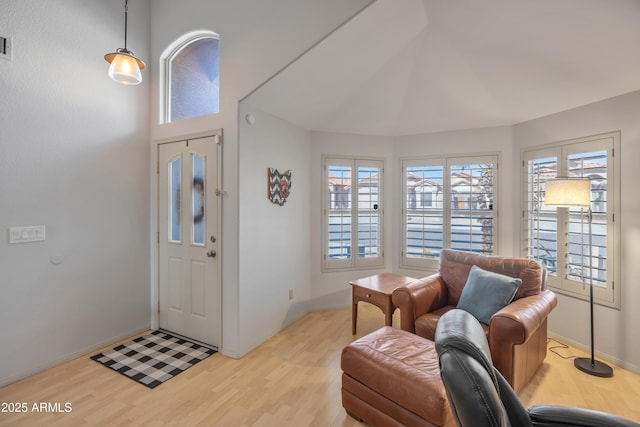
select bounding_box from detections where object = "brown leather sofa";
[392,249,557,392]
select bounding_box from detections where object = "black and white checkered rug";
[90,330,216,389]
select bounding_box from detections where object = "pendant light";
[104,0,145,85]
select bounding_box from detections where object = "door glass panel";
[192,154,205,246]
[169,156,181,243]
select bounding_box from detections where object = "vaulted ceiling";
[243,0,640,136]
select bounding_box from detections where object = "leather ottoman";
[341,326,453,427]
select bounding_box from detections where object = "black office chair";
[434,309,640,427]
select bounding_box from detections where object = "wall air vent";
[1,36,13,61]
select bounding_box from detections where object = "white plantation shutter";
[523,150,558,277]
[566,150,608,288]
[403,159,445,267]
[449,161,495,255]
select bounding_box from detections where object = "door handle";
[206,250,217,258]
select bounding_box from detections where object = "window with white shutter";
[401,155,497,270]
[522,132,620,308]
[322,156,384,271]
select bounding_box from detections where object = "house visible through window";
[401,155,497,270]
[322,156,384,271]
[163,32,219,123]
[522,131,620,308]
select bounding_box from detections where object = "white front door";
[158,135,220,346]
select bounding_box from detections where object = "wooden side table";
[349,273,417,334]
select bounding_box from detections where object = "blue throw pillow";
[456,265,522,324]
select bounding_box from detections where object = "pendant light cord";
[124,0,129,50]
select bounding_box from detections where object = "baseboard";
[305,289,351,312]
[0,324,150,388]
[218,348,242,359]
[548,332,640,376]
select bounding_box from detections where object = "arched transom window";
[162,31,219,123]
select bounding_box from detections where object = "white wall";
[237,105,311,355]
[0,0,151,386]
[307,106,640,374]
[307,101,640,373]
[307,127,514,310]
[0,0,374,384]
[5,0,637,381]
[149,0,373,357]
[513,90,640,373]
[147,0,640,370]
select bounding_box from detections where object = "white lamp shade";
[544,178,590,208]
[107,53,143,85]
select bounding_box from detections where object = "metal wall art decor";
[267,168,292,206]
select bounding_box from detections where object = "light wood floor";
[1,304,639,426]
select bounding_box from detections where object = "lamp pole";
[573,207,613,377]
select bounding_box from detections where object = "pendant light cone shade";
[104,0,145,85]
[105,49,145,85]
[544,178,590,208]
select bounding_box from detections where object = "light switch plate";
[9,225,45,243]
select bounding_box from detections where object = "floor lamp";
[544,177,613,378]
